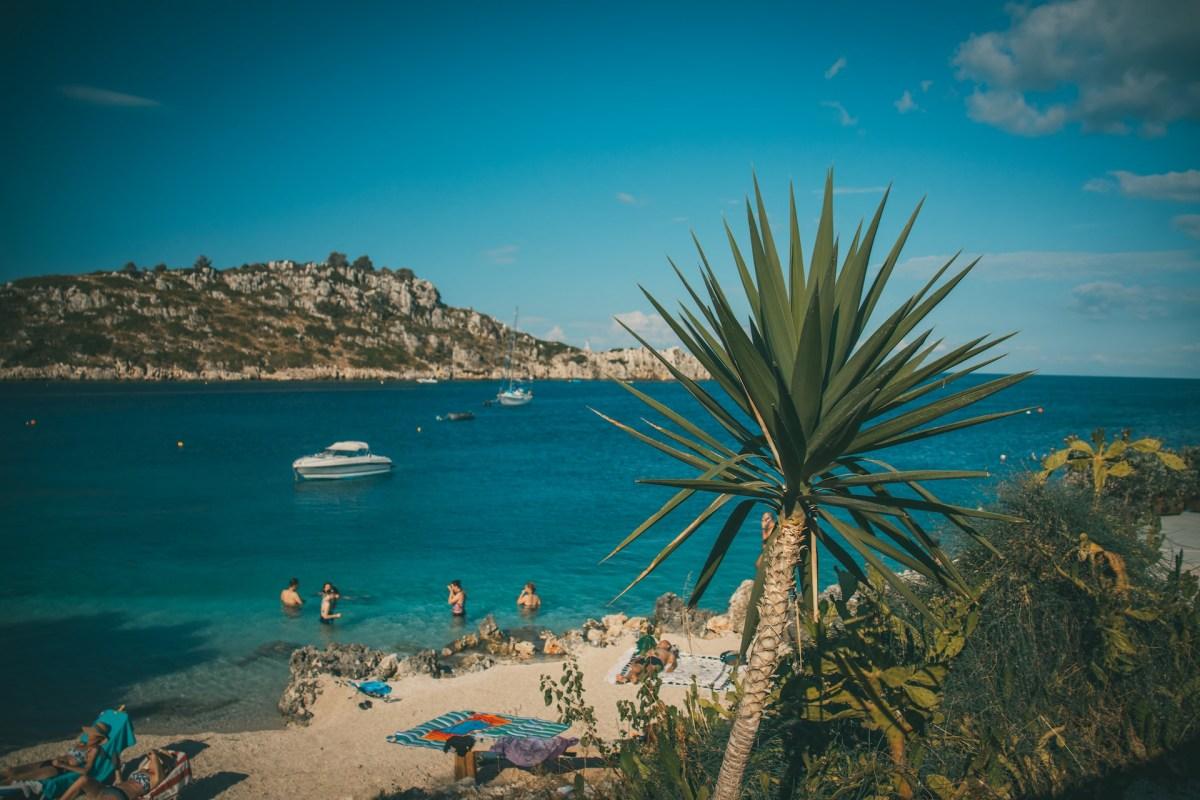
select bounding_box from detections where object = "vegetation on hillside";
[0,253,584,378]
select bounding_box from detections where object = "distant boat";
[437,411,475,422]
[497,308,533,407]
[292,441,393,480]
[416,377,438,384]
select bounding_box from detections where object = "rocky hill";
[0,259,707,382]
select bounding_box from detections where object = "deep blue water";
[1,375,1198,751]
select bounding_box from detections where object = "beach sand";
[1,631,741,799]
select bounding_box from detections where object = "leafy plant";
[1037,428,1186,501]
[597,172,1027,799]
[540,652,606,757]
[779,570,978,798]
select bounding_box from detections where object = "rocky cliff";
[0,259,707,381]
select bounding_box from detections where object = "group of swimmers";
[279,578,342,623]
[278,578,543,622]
[0,721,173,800]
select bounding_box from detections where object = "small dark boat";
[437,411,475,422]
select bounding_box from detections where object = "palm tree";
[597,173,1030,800]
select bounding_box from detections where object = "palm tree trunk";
[712,512,805,800]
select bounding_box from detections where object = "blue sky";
[1,0,1197,377]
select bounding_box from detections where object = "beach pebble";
[541,635,565,656]
[512,641,535,659]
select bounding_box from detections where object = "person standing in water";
[320,582,341,624]
[516,582,541,611]
[447,580,466,618]
[280,578,304,608]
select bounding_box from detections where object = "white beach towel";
[606,646,733,691]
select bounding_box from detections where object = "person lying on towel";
[618,639,678,683]
[61,749,174,800]
[1,721,110,784]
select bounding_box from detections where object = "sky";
[1,0,1198,378]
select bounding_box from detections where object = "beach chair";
[142,750,192,800]
[0,708,135,799]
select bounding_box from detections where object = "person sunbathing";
[618,640,678,683]
[60,749,172,800]
[1,721,110,783]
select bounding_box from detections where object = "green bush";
[598,476,1200,799]
[1106,445,1200,515]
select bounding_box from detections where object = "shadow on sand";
[181,771,249,798]
[0,612,218,755]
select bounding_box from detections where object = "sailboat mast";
[505,307,519,390]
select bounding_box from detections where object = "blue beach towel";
[36,709,134,799]
[351,680,392,698]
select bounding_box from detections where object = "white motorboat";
[292,441,393,480]
[496,308,534,407]
[416,377,438,384]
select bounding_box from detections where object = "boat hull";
[497,392,533,406]
[292,457,393,480]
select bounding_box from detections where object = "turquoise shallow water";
[2,376,1198,752]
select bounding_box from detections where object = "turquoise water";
[2,376,1198,752]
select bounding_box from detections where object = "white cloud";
[952,0,1200,137]
[821,100,858,127]
[1083,177,1114,193]
[824,57,847,79]
[1109,169,1200,202]
[544,325,566,342]
[616,192,639,205]
[964,88,1068,136]
[59,84,160,107]
[612,310,678,348]
[1069,281,1200,319]
[484,244,519,264]
[1174,214,1200,239]
[920,80,933,93]
[899,249,1200,281]
[894,90,918,114]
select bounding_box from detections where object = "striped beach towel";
[387,711,570,750]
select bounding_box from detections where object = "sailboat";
[497,309,533,407]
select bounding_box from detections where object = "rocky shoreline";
[278,582,754,725]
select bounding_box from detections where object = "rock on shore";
[278,583,758,724]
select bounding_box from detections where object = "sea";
[2,375,1198,753]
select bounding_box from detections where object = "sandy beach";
[1,631,741,799]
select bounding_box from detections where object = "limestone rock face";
[0,260,709,382]
[726,579,755,634]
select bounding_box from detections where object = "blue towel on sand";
[352,680,392,698]
[37,709,134,799]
